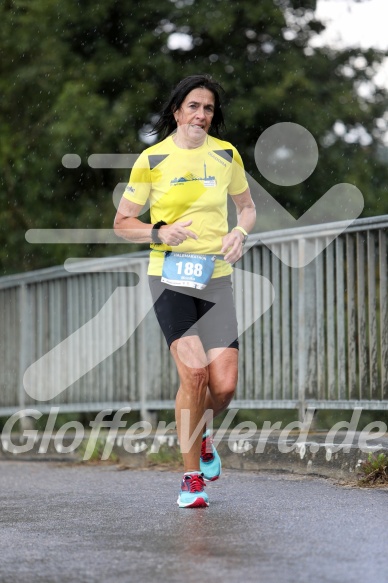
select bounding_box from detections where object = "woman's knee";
[209,377,237,404]
[171,336,208,370]
[182,366,209,392]
[219,384,236,404]
[171,337,210,393]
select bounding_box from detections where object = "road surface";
[0,461,387,583]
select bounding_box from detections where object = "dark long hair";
[151,75,226,139]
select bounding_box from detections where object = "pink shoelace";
[201,436,214,462]
[186,474,206,493]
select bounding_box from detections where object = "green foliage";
[1,0,387,274]
[358,452,388,486]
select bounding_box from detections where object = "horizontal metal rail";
[0,216,387,417]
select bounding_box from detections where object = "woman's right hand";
[158,220,198,246]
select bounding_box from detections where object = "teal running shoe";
[177,472,209,508]
[200,430,222,482]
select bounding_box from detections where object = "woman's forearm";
[113,215,153,243]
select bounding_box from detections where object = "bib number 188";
[176,261,203,277]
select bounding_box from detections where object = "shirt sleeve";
[228,146,249,196]
[123,150,152,205]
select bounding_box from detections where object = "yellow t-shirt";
[123,134,249,277]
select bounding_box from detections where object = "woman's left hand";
[221,230,245,264]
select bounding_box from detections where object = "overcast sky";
[314,0,388,87]
[314,0,388,50]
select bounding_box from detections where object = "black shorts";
[148,275,239,352]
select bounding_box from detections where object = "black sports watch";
[151,220,167,244]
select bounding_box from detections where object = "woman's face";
[174,88,215,136]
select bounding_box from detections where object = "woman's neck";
[172,128,208,150]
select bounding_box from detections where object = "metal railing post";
[138,261,157,428]
[298,239,306,422]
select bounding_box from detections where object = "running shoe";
[200,430,222,482]
[177,472,209,508]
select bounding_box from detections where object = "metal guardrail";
[0,216,387,417]
[237,216,388,416]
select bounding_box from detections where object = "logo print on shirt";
[170,162,216,187]
[208,148,234,168]
[125,185,135,194]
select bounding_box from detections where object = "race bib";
[161,252,216,289]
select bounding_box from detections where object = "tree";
[0,0,387,274]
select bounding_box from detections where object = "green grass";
[357,452,388,486]
[147,444,183,469]
[77,435,120,464]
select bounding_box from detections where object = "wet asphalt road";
[0,461,387,583]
